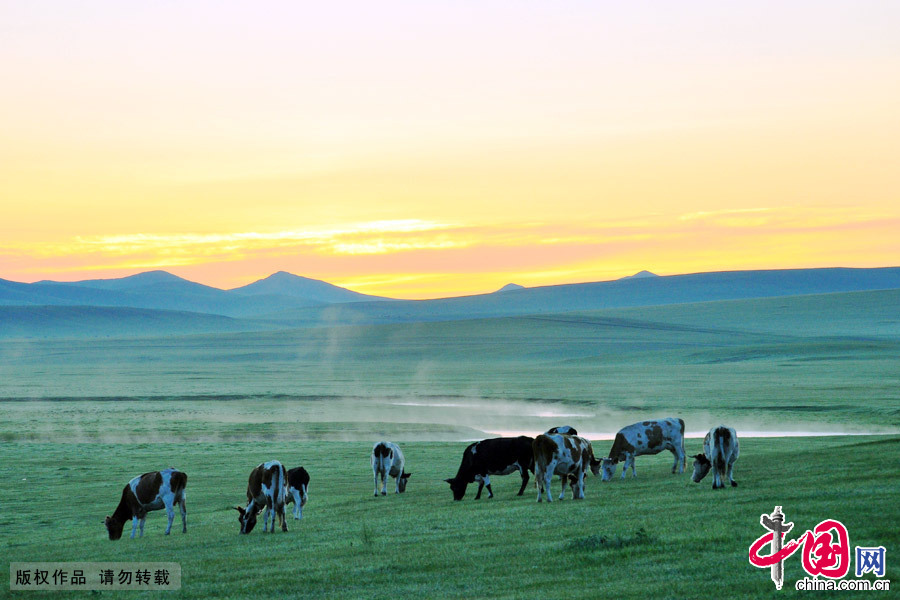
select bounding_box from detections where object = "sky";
[2,1,898,299]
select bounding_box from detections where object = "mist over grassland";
[2,289,898,438]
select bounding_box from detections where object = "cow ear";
[403,472,412,478]
[232,506,245,515]
[444,478,455,484]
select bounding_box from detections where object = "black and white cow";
[444,436,534,500]
[600,417,685,481]
[692,426,740,489]
[372,441,411,496]
[105,468,187,540]
[533,434,601,502]
[546,426,578,435]
[233,460,288,534]
[285,466,310,520]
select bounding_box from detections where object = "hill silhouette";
[230,271,387,303]
[2,266,899,336]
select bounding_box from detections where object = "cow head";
[691,454,711,483]
[589,457,603,477]
[600,457,618,481]
[104,516,124,540]
[444,477,468,501]
[233,505,260,534]
[398,472,411,493]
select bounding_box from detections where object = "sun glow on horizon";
[2,2,899,298]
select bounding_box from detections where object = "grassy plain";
[1,436,898,599]
[1,290,898,597]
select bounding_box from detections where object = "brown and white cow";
[372,441,411,496]
[692,426,739,489]
[285,466,310,520]
[233,460,288,534]
[533,434,601,502]
[105,468,187,540]
[600,417,685,481]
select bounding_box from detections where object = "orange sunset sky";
[2,1,898,299]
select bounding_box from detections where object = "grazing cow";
[546,426,578,435]
[285,466,310,520]
[372,441,411,496]
[533,434,601,502]
[105,468,187,540]
[233,460,287,534]
[692,426,740,489]
[600,417,685,481]
[444,436,534,500]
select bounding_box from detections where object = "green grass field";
[1,436,897,599]
[2,291,898,597]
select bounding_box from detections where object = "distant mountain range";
[0,270,386,318]
[2,266,899,338]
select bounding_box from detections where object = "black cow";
[286,466,310,519]
[546,426,578,435]
[444,436,534,500]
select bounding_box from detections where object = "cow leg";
[165,503,175,535]
[381,473,387,496]
[542,472,555,502]
[543,472,554,502]
[279,503,288,532]
[517,469,529,496]
[574,471,585,499]
[629,454,637,478]
[139,516,146,538]
[558,474,568,500]
[483,475,492,498]
[727,460,737,487]
[130,516,139,539]
[671,448,683,474]
[474,476,484,500]
[536,469,551,502]
[290,488,302,519]
[179,497,187,533]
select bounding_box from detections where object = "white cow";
[692,426,739,489]
[600,417,685,480]
[533,434,601,502]
[372,441,411,496]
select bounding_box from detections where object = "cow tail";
[277,464,286,506]
[713,428,729,478]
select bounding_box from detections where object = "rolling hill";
[259,267,900,327]
[1,266,899,338]
[0,306,279,339]
[1,271,333,317]
[229,271,388,303]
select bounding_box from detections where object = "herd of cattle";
[103,418,740,539]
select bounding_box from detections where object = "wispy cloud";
[679,207,773,222]
[4,206,898,297]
